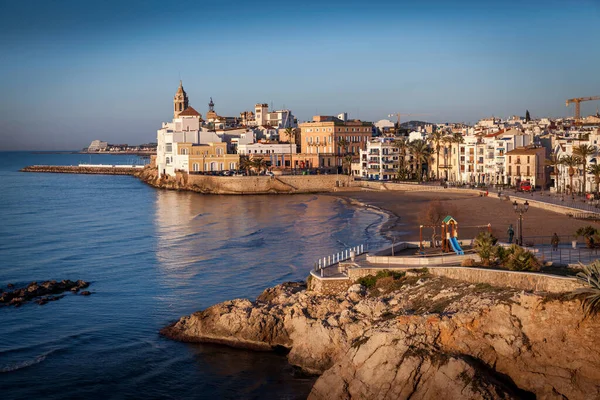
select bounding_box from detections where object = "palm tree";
[452,132,464,182]
[573,144,597,194]
[545,154,561,193]
[337,137,349,172]
[409,139,431,182]
[284,127,297,173]
[393,138,409,180]
[430,130,444,180]
[561,155,581,195]
[588,164,600,197]
[239,155,253,175]
[251,156,268,175]
[441,135,453,180]
[342,154,353,175]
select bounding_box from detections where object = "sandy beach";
[331,190,599,245]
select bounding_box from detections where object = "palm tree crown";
[574,144,597,194]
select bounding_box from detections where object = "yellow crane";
[566,96,600,119]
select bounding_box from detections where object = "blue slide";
[449,237,464,255]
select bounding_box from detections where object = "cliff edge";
[161,272,600,399]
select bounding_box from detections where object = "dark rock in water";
[80,291,91,296]
[0,280,91,307]
[7,283,14,289]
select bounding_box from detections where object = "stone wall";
[307,272,353,295]
[345,266,582,293]
[139,167,347,194]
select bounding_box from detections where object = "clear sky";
[0,0,599,150]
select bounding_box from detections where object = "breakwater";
[20,165,142,175]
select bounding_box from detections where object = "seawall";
[21,165,141,175]
[136,166,353,194]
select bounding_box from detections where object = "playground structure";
[419,215,491,255]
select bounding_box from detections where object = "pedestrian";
[551,233,560,251]
[507,224,515,244]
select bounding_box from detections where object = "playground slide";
[449,237,465,255]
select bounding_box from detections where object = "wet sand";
[332,190,598,244]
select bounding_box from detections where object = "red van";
[519,181,532,192]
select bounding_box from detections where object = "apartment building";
[505,146,546,188]
[358,137,400,180]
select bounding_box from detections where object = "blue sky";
[0,0,599,150]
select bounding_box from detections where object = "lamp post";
[513,200,529,246]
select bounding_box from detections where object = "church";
[156,81,245,177]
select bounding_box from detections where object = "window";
[316,128,319,132]
[316,137,319,144]
[527,156,530,163]
[166,143,172,153]
[193,163,199,171]
[217,148,223,156]
[230,162,236,169]
[220,163,224,170]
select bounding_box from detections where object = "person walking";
[507,224,515,244]
[551,233,560,251]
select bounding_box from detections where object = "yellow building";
[177,142,239,172]
[505,146,546,188]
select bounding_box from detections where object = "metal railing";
[313,244,368,277]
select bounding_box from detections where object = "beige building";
[177,142,239,173]
[298,116,372,168]
[505,146,546,188]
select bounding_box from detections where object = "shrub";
[494,245,509,264]
[473,232,498,266]
[356,270,406,290]
[575,226,598,248]
[504,245,541,272]
[572,261,600,318]
[461,258,475,267]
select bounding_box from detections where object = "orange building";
[298,116,372,168]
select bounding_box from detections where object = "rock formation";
[0,280,91,307]
[162,273,600,399]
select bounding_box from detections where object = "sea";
[0,152,390,399]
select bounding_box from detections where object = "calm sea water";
[0,152,389,399]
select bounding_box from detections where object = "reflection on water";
[1,151,389,399]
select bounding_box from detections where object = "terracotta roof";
[505,146,544,155]
[484,129,505,138]
[179,106,201,117]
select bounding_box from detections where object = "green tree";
[561,155,581,195]
[409,139,432,182]
[474,232,498,267]
[503,245,541,271]
[393,138,409,180]
[284,127,297,172]
[452,132,464,182]
[239,155,253,175]
[545,154,561,193]
[588,164,600,197]
[575,225,598,248]
[573,144,597,194]
[251,156,268,175]
[572,260,600,318]
[430,130,444,180]
[342,154,354,176]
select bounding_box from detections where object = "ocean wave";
[0,349,58,373]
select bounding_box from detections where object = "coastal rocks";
[162,276,600,399]
[1,280,91,307]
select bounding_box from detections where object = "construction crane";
[566,96,600,119]
[388,112,429,127]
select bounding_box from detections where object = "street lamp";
[513,200,529,246]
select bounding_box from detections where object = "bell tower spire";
[173,80,189,119]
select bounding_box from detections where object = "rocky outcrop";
[1,280,91,307]
[162,274,600,399]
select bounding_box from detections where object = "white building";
[359,137,399,181]
[237,142,296,156]
[88,140,108,152]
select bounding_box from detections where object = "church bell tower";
[173,80,189,119]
